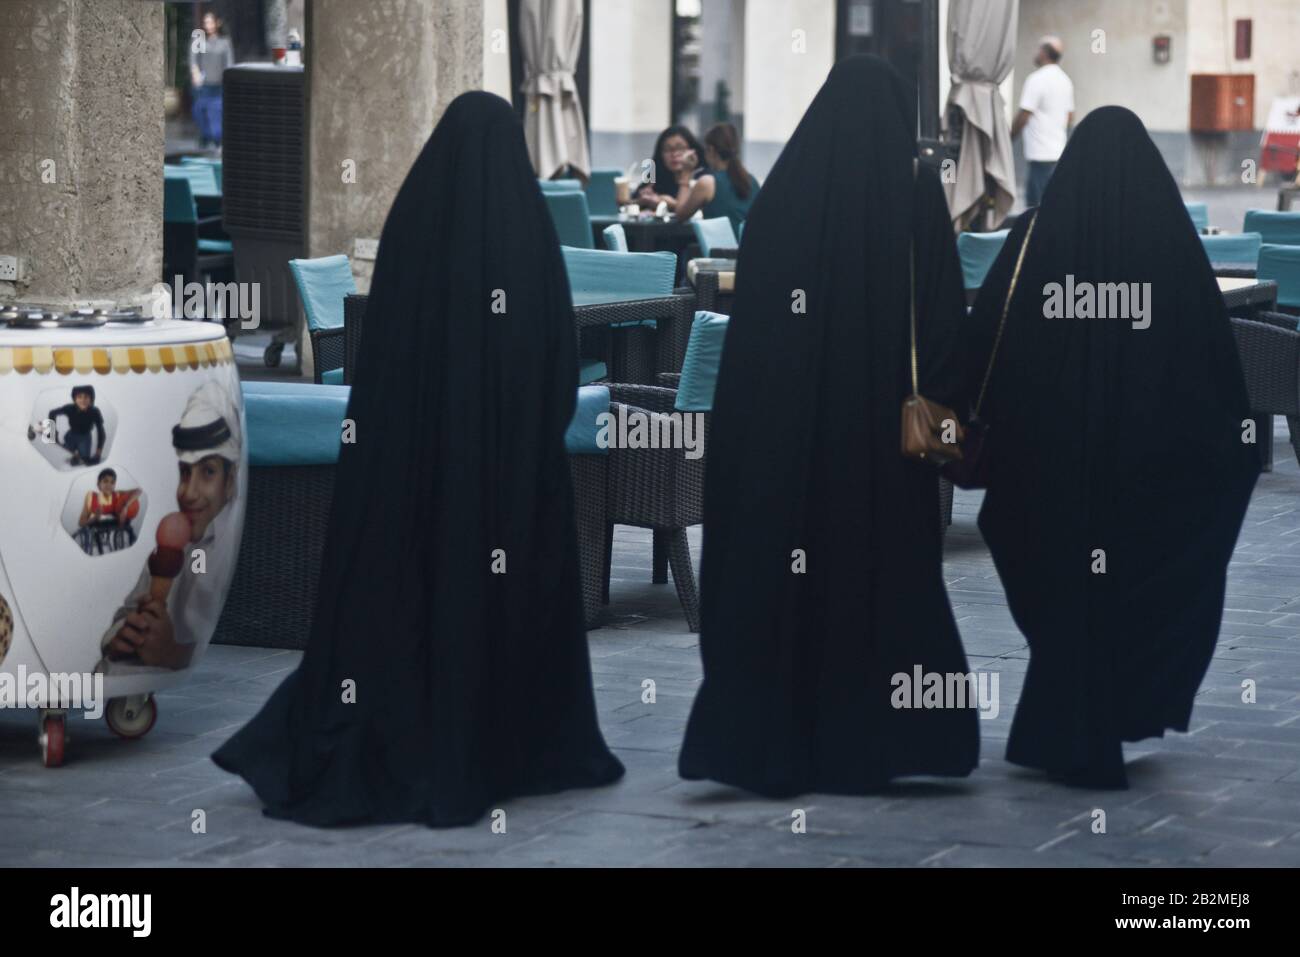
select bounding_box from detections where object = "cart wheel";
[40,714,66,768]
[105,695,157,739]
[264,341,284,368]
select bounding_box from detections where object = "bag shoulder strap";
[909,159,919,395]
[972,210,1038,416]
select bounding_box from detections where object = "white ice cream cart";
[0,308,246,765]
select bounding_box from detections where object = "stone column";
[305,0,482,269]
[0,0,164,308]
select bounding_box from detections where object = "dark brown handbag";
[901,240,964,466]
[941,210,1039,489]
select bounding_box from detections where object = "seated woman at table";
[672,123,760,232]
[634,124,707,211]
[961,106,1259,789]
[212,91,624,828]
[677,56,979,798]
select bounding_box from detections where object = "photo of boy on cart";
[96,380,242,675]
[75,468,144,556]
[29,384,108,467]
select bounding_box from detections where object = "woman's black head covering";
[214,91,623,825]
[679,56,979,796]
[966,106,1260,787]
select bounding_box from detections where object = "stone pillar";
[305,0,483,268]
[0,0,164,308]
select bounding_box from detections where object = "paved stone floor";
[3,419,1300,868]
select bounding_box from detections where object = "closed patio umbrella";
[943,0,1017,231]
[520,0,590,181]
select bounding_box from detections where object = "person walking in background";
[190,10,234,151]
[672,123,760,231]
[1012,35,1073,207]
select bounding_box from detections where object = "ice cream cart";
[0,308,246,766]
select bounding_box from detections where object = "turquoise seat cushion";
[564,247,676,302]
[1200,232,1262,265]
[1244,210,1300,246]
[321,367,344,385]
[565,385,610,454]
[544,191,594,248]
[241,381,350,466]
[675,311,729,412]
[1184,202,1209,231]
[197,238,233,254]
[288,254,357,331]
[957,229,1009,291]
[1258,244,1300,309]
[578,359,607,385]
[692,217,738,257]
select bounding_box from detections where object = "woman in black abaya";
[678,56,980,796]
[213,92,624,826]
[965,107,1259,789]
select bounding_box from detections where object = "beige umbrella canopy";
[519,0,590,181]
[943,0,1018,231]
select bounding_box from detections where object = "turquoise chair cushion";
[163,176,198,224]
[1200,232,1262,266]
[675,311,729,412]
[565,385,610,454]
[1184,202,1209,231]
[321,367,344,385]
[692,217,738,257]
[957,229,1010,291]
[288,255,357,332]
[539,178,583,193]
[603,224,628,252]
[563,246,676,301]
[241,381,350,466]
[181,156,223,190]
[585,169,621,217]
[1258,244,1300,309]
[578,359,607,385]
[544,191,594,248]
[165,163,220,198]
[1244,210,1300,246]
[197,238,233,254]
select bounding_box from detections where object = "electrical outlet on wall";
[0,256,19,282]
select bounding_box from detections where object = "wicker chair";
[603,381,706,632]
[1230,311,1300,468]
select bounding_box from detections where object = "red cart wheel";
[105,694,157,739]
[40,714,65,768]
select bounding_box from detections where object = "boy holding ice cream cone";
[97,381,242,675]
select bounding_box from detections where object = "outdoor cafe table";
[340,290,696,387]
[687,258,737,313]
[573,287,696,383]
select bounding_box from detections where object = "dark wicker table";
[1219,277,1278,319]
[689,260,736,314]
[1211,261,1258,279]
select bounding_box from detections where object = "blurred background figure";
[635,125,707,211]
[1012,34,1074,207]
[189,9,234,151]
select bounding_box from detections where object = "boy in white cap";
[1013,35,1075,206]
[97,380,243,674]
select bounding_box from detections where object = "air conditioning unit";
[222,63,305,369]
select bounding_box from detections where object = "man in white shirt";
[1013,36,1075,206]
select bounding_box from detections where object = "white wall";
[1017,0,1190,132]
[587,0,672,172]
[741,0,836,178]
[1187,0,1300,129]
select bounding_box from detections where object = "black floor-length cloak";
[213,92,624,826]
[964,107,1260,788]
[678,56,981,796]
